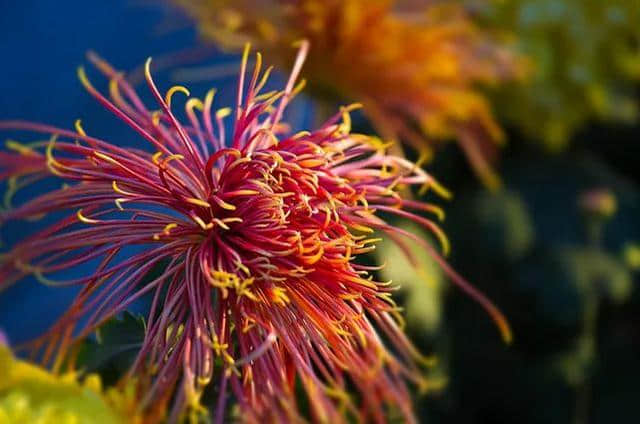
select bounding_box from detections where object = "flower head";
[175,0,527,189]
[0,43,509,422]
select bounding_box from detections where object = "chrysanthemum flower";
[0,43,509,422]
[174,0,527,189]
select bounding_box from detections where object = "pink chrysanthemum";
[0,43,510,423]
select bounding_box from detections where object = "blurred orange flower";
[175,0,527,189]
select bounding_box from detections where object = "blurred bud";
[0,330,7,347]
[579,188,617,219]
[623,243,640,271]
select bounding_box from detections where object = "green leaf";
[75,312,145,386]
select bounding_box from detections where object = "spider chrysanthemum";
[0,43,509,422]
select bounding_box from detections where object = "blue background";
[0,0,237,344]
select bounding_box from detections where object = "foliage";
[433,149,640,424]
[0,345,137,424]
[476,0,640,150]
[75,312,146,387]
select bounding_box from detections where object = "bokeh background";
[1,1,639,423]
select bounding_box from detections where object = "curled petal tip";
[497,315,513,345]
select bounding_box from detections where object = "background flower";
[174,0,527,189]
[0,343,137,424]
